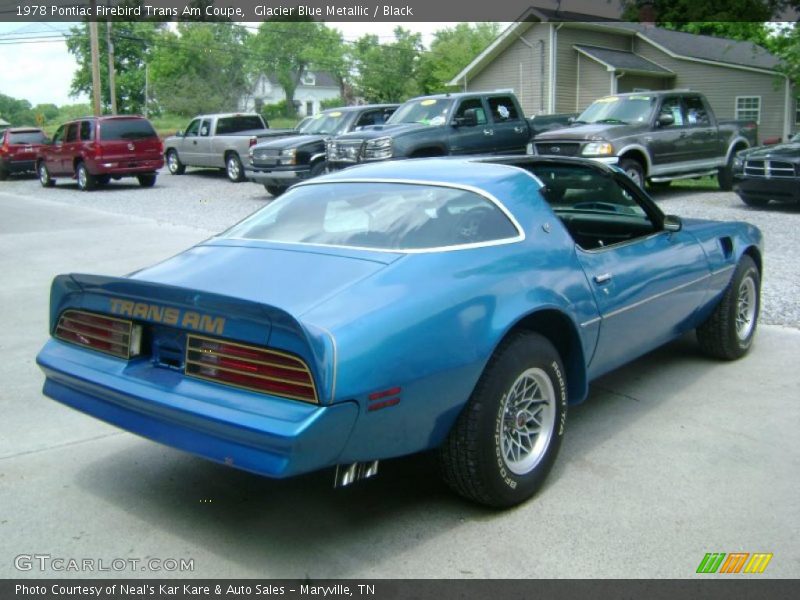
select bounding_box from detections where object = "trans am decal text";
[108,298,225,335]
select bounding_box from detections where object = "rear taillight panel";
[55,310,141,359]
[185,335,318,403]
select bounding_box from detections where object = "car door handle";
[483,129,494,136]
[514,126,525,133]
[594,273,612,284]
[192,141,197,145]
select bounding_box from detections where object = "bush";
[321,97,345,110]
[261,100,291,121]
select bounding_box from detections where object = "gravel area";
[2,168,798,328]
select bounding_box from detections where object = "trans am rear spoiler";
[47,273,337,403]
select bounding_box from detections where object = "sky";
[0,21,462,107]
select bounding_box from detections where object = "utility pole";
[106,21,117,114]
[89,7,102,116]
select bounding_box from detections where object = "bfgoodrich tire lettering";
[697,255,760,360]
[439,332,567,508]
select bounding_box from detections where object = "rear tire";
[309,160,327,179]
[697,255,760,360]
[226,153,245,182]
[265,185,286,197]
[38,162,55,187]
[739,194,770,208]
[137,173,157,188]
[76,162,96,191]
[166,150,185,175]
[439,332,568,508]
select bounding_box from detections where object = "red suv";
[1,127,49,180]
[37,116,163,191]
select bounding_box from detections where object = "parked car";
[37,116,163,191]
[326,92,540,170]
[732,132,800,207]
[163,113,294,182]
[533,91,758,190]
[246,104,398,196]
[0,127,49,180]
[36,155,763,508]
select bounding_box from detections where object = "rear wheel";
[265,185,286,197]
[226,153,245,182]
[439,332,567,508]
[619,158,645,189]
[166,150,185,175]
[38,162,55,187]
[137,173,157,188]
[76,162,96,191]
[697,255,760,360]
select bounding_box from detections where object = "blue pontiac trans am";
[36,156,763,507]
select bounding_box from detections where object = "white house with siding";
[240,71,340,117]
[450,9,797,142]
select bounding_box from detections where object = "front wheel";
[265,185,286,197]
[739,194,770,208]
[697,255,760,360]
[166,150,185,175]
[226,153,245,182]
[439,332,567,508]
[137,173,157,188]
[38,162,55,187]
[619,158,645,189]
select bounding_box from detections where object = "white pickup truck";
[163,113,294,182]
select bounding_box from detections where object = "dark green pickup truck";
[533,91,758,190]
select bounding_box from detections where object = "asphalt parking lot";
[1,169,798,579]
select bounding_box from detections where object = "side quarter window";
[487,96,521,122]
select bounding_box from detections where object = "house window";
[735,96,761,124]
[301,72,316,86]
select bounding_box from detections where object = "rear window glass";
[224,182,520,251]
[99,119,157,141]
[216,116,265,134]
[8,130,47,144]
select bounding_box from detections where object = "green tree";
[621,0,780,22]
[417,23,501,94]
[248,20,347,118]
[353,28,423,103]
[0,93,34,125]
[65,21,164,114]
[148,22,249,116]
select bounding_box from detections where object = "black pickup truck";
[245,104,398,196]
[533,91,758,190]
[326,92,542,170]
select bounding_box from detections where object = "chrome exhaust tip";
[333,460,379,488]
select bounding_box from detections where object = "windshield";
[576,95,656,125]
[223,182,519,251]
[387,98,453,127]
[303,111,350,136]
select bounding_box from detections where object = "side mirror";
[657,113,674,128]
[567,116,576,124]
[175,130,184,137]
[663,214,682,232]
[454,108,479,128]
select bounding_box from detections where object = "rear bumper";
[36,339,359,478]
[1,158,36,173]
[92,158,164,176]
[734,176,800,202]
[245,166,309,185]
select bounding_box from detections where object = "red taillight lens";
[55,310,139,359]
[185,335,318,403]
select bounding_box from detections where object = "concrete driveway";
[1,190,798,579]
